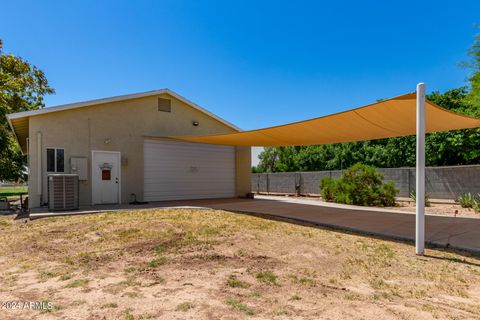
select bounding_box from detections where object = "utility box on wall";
[70,157,88,180]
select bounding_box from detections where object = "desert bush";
[319,177,338,202]
[320,163,398,207]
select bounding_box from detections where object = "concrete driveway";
[207,196,480,253]
[30,196,480,253]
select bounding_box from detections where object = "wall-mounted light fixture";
[104,138,111,144]
[192,121,199,126]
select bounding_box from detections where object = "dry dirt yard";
[0,209,479,320]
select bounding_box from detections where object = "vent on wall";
[158,98,171,112]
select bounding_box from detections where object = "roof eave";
[5,114,27,154]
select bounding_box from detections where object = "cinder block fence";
[251,165,480,200]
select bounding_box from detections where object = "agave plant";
[473,195,480,213]
[457,192,478,208]
[410,190,430,207]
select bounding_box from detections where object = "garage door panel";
[145,155,234,164]
[145,189,235,197]
[143,194,233,201]
[144,171,234,181]
[144,140,236,201]
[144,179,234,186]
[144,181,235,188]
[145,189,235,195]
[144,163,234,170]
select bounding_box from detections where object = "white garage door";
[144,139,236,201]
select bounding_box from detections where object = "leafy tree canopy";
[0,39,54,181]
[467,31,480,111]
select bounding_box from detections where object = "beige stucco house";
[6,89,251,209]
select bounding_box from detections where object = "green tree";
[467,31,480,111]
[255,147,281,172]
[426,87,480,165]
[0,39,54,181]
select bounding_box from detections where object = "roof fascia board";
[6,89,169,119]
[6,115,24,154]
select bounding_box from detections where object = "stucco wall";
[235,146,252,196]
[28,93,251,208]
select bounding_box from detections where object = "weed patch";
[102,302,118,308]
[176,302,194,312]
[225,299,253,315]
[64,278,89,288]
[226,274,250,288]
[256,271,279,286]
[147,257,167,268]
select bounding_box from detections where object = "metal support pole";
[416,83,426,255]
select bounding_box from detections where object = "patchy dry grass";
[225,298,254,316]
[227,274,250,288]
[63,279,89,288]
[0,208,479,319]
[175,301,194,312]
[256,271,279,286]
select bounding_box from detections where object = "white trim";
[36,132,42,196]
[6,116,21,149]
[26,137,30,171]
[91,150,121,205]
[6,88,241,131]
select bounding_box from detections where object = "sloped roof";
[6,89,241,153]
[172,92,480,146]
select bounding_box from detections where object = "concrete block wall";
[377,168,412,197]
[251,165,480,200]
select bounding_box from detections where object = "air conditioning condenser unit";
[48,174,79,211]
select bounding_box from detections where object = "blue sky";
[1,0,478,134]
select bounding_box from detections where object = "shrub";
[320,163,398,207]
[378,182,397,207]
[320,177,339,202]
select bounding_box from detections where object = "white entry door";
[144,139,235,201]
[92,151,120,205]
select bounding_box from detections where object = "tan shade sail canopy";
[173,92,480,146]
